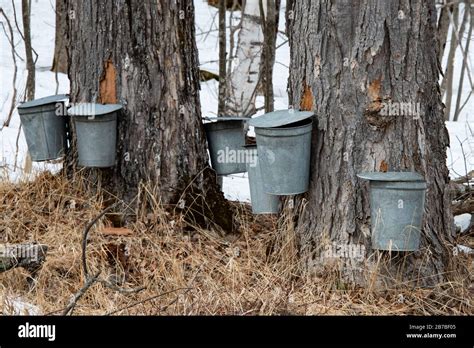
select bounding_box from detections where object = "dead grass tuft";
[0,172,472,315]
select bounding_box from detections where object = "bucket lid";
[203,116,251,123]
[18,94,69,109]
[357,171,425,182]
[68,103,123,116]
[248,109,314,128]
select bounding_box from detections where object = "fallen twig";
[82,203,118,278]
[61,202,145,315]
[452,196,474,215]
[62,271,101,316]
[104,287,192,316]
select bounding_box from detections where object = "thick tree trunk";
[288,0,453,286]
[66,1,234,232]
[51,0,68,74]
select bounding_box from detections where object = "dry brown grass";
[0,171,472,315]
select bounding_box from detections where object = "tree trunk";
[437,3,452,63]
[51,0,68,74]
[218,0,227,115]
[22,0,35,101]
[226,0,265,116]
[261,0,279,113]
[288,0,453,286]
[66,1,234,232]
[453,1,473,121]
[443,4,466,120]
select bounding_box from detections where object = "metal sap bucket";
[249,110,314,195]
[68,103,122,168]
[17,94,68,161]
[204,117,249,175]
[245,145,280,214]
[357,172,427,251]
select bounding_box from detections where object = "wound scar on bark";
[365,78,390,128]
[379,160,388,172]
[300,83,314,111]
[99,60,117,104]
[368,78,381,105]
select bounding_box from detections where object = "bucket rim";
[203,116,251,123]
[254,119,313,134]
[68,103,123,116]
[357,171,425,182]
[30,154,65,162]
[265,189,309,195]
[249,109,314,128]
[18,94,69,109]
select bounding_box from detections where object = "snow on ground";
[1,295,41,315]
[454,213,472,233]
[0,0,68,182]
[0,0,472,203]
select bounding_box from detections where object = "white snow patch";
[222,173,251,202]
[454,213,472,233]
[454,244,474,255]
[2,295,42,315]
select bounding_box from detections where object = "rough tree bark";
[288,0,453,286]
[51,0,68,74]
[66,1,234,232]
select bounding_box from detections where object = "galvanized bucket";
[17,94,68,161]
[68,103,122,168]
[204,117,249,175]
[245,145,280,214]
[357,172,427,251]
[249,110,314,195]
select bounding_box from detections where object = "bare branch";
[0,8,19,128]
[453,2,473,121]
[11,0,39,63]
[60,202,146,315]
[62,271,101,316]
